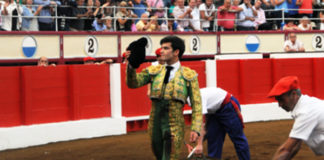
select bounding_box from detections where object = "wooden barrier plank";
[0,67,22,127]
[68,65,111,120]
[21,66,70,125]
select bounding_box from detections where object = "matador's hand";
[190,131,199,143]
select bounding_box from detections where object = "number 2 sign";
[190,35,200,54]
[85,36,98,57]
[312,34,324,51]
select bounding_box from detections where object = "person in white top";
[297,16,312,31]
[188,0,202,31]
[1,0,22,31]
[283,33,305,52]
[173,0,192,31]
[188,87,250,160]
[268,76,324,159]
[199,0,215,31]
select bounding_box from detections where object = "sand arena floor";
[0,120,323,160]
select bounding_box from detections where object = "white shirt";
[167,61,180,83]
[187,87,227,114]
[238,3,256,27]
[190,7,201,30]
[199,3,215,28]
[2,2,22,31]
[0,1,4,27]
[298,24,312,30]
[173,6,190,28]
[253,6,266,27]
[289,95,324,155]
[283,40,304,52]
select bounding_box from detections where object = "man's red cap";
[267,76,300,98]
[83,56,96,62]
[155,48,162,56]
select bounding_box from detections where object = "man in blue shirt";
[34,0,61,31]
[237,0,258,30]
[129,0,147,23]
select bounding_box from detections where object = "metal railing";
[1,3,322,31]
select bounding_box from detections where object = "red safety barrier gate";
[2,58,324,132]
[0,65,111,127]
[217,58,324,105]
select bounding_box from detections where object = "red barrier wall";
[217,58,324,105]
[21,66,70,124]
[120,62,152,117]
[0,65,111,127]
[68,65,111,120]
[0,67,22,127]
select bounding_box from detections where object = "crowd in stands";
[0,0,324,31]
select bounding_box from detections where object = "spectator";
[233,0,241,6]
[116,1,133,31]
[149,15,160,31]
[160,15,181,31]
[56,0,74,31]
[0,2,3,30]
[93,0,110,17]
[128,0,147,23]
[261,0,273,8]
[173,0,192,31]
[199,0,216,31]
[1,0,22,31]
[136,13,158,31]
[104,16,113,31]
[146,0,165,24]
[189,0,202,31]
[102,0,113,16]
[320,10,324,30]
[92,14,107,31]
[260,0,275,28]
[168,0,176,16]
[237,0,257,30]
[38,56,56,66]
[196,0,202,7]
[254,0,272,30]
[284,33,305,52]
[271,0,289,30]
[298,15,312,30]
[69,0,91,31]
[283,19,300,30]
[296,0,314,18]
[34,0,61,31]
[214,0,224,8]
[38,56,49,66]
[21,0,43,31]
[217,0,242,31]
[287,0,299,20]
[83,56,113,65]
[84,56,96,64]
[83,0,99,31]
